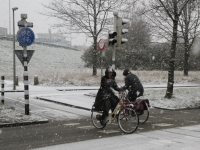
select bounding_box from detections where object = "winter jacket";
[122,73,144,96]
[94,75,121,110]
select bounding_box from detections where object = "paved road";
[35,124,200,150]
[1,87,200,150]
[1,102,200,149]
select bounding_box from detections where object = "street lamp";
[12,7,18,90]
[9,0,11,39]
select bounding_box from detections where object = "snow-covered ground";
[1,40,200,86]
[1,81,200,124]
[0,40,84,86]
[0,105,46,124]
[0,39,200,124]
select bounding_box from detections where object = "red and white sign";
[98,39,105,51]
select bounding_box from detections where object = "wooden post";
[15,75,19,86]
[34,75,39,85]
[1,76,5,104]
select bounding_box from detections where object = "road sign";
[17,27,35,46]
[98,39,105,51]
[15,50,35,66]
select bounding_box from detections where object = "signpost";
[16,14,34,115]
[15,50,35,66]
[98,39,105,77]
[17,27,35,46]
[98,39,105,51]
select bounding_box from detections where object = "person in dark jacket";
[122,69,144,102]
[94,67,122,121]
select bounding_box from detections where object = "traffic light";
[108,31,117,46]
[116,17,129,47]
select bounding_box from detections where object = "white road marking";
[98,130,120,134]
[187,121,198,123]
[152,123,174,127]
[77,126,94,129]
[63,123,80,126]
[164,117,173,120]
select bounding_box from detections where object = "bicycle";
[120,90,150,124]
[91,91,139,134]
[133,98,150,124]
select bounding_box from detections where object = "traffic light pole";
[112,11,118,70]
[112,46,116,70]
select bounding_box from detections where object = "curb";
[84,93,96,97]
[56,85,200,91]
[0,119,49,128]
[57,89,98,91]
[153,106,200,111]
[0,90,24,93]
[36,97,91,111]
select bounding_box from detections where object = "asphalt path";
[1,108,200,150]
[1,90,200,150]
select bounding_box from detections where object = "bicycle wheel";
[138,102,149,124]
[91,108,106,129]
[118,107,139,134]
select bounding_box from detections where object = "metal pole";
[9,0,11,39]
[112,46,116,70]
[13,8,18,90]
[112,11,118,70]
[23,46,29,115]
[100,51,103,77]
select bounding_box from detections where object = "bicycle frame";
[104,91,136,125]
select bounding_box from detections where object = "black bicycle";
[91,91,139,134]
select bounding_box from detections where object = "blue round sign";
[17,27,35,46]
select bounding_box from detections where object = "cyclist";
[122,69,144,101]
[94,66,122,122]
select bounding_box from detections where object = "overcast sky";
[0,0,92,46]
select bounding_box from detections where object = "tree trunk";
[92,37,97,76]
[92,0,97,76]
[183,38,189,76]
[165,18,179,98]
[183,4,189,76]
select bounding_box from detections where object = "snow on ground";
[0,40,84,85]
[0,39,200,124]
[142,87,200,109]
[0,105,46,124]
[1,82,200,124]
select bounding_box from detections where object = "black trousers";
[102,95,119,118]
[128,91,138,102]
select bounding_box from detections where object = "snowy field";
[0,40,85,86]
[0,39,200,86]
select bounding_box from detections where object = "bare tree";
[41,0,136,76]
[179,0,200,76]
[142,0,191,98]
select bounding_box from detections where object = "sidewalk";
[34,124,200,150]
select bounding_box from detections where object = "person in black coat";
[94,67,122,120]
[122,69,144,102]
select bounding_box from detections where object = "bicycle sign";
[17,27,35,46]
[98,39,105,51]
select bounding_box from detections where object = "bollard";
[34,75,39,85]
[15,75,19,86]
[1,76,4,104]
